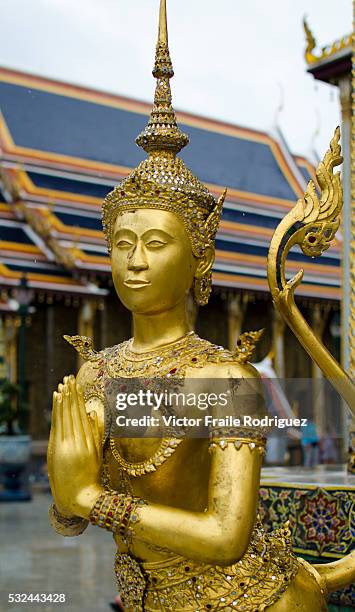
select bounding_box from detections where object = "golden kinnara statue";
[47,2,355,610]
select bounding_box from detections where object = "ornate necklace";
[109,437,182,477]
[106,331,211,379]
[124,330,196,360]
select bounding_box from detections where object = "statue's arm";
[133,440,262,566]
[70,361,264,566]
[130,364,263,566]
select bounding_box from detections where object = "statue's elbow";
[204,526,250,567]
[216,540,249,567]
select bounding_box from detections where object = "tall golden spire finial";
[136,0,189,155]
[158,0,168,45]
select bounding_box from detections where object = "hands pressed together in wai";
[47,375,104,519]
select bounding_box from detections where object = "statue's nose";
[127,242,149,271]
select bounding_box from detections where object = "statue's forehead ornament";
[102,0,226,258]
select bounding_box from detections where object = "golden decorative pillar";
[339,74,352,370]
[349,1,355,471]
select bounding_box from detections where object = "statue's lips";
[124,279,151,289]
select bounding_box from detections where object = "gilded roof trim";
[303,18,351,66]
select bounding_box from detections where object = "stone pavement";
[0,493,118,612]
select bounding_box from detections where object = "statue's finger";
[62,383,74,440]
[47,393,55,467]
[48,392,61,498]
[90,411,101,458]
[76,383,94,446]
[69,376,87,449]
[56,392,64,442]
[49,391,57,437]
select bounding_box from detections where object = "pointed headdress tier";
[102,0,226,259]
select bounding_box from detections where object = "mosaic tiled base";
[259,482,355,607]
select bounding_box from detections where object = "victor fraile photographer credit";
[108,380,308,435]
[46,1,355,610]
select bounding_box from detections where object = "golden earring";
[194,270,212,306]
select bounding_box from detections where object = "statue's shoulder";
[191,333,264,400]
[63,335,100,362]
[63,334,125,385]
[194,330,263,377]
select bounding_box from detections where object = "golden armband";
[89,492,146,544]
[208,436,267,455]
[208,425,267,456]
[48,504,89,537]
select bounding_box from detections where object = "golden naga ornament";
[47,1,355,611]
[267,128,355,415]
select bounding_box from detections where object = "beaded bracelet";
[89,492,145,544]
[48,503,89,537]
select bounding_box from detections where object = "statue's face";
[111,209,197,314]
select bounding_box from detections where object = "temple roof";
[0,68,341,303]
[303,19,351,84]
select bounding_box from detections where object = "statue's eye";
[116,239,133,248]
[146,240,166,248]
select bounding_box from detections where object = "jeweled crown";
[102,0,226,258]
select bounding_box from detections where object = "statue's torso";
[74,332,251,560]
[67,332,327,611]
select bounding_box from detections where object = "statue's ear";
[195,246,214,279]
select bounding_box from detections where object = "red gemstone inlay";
[169,368,177,374]
[191,357,197,362]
